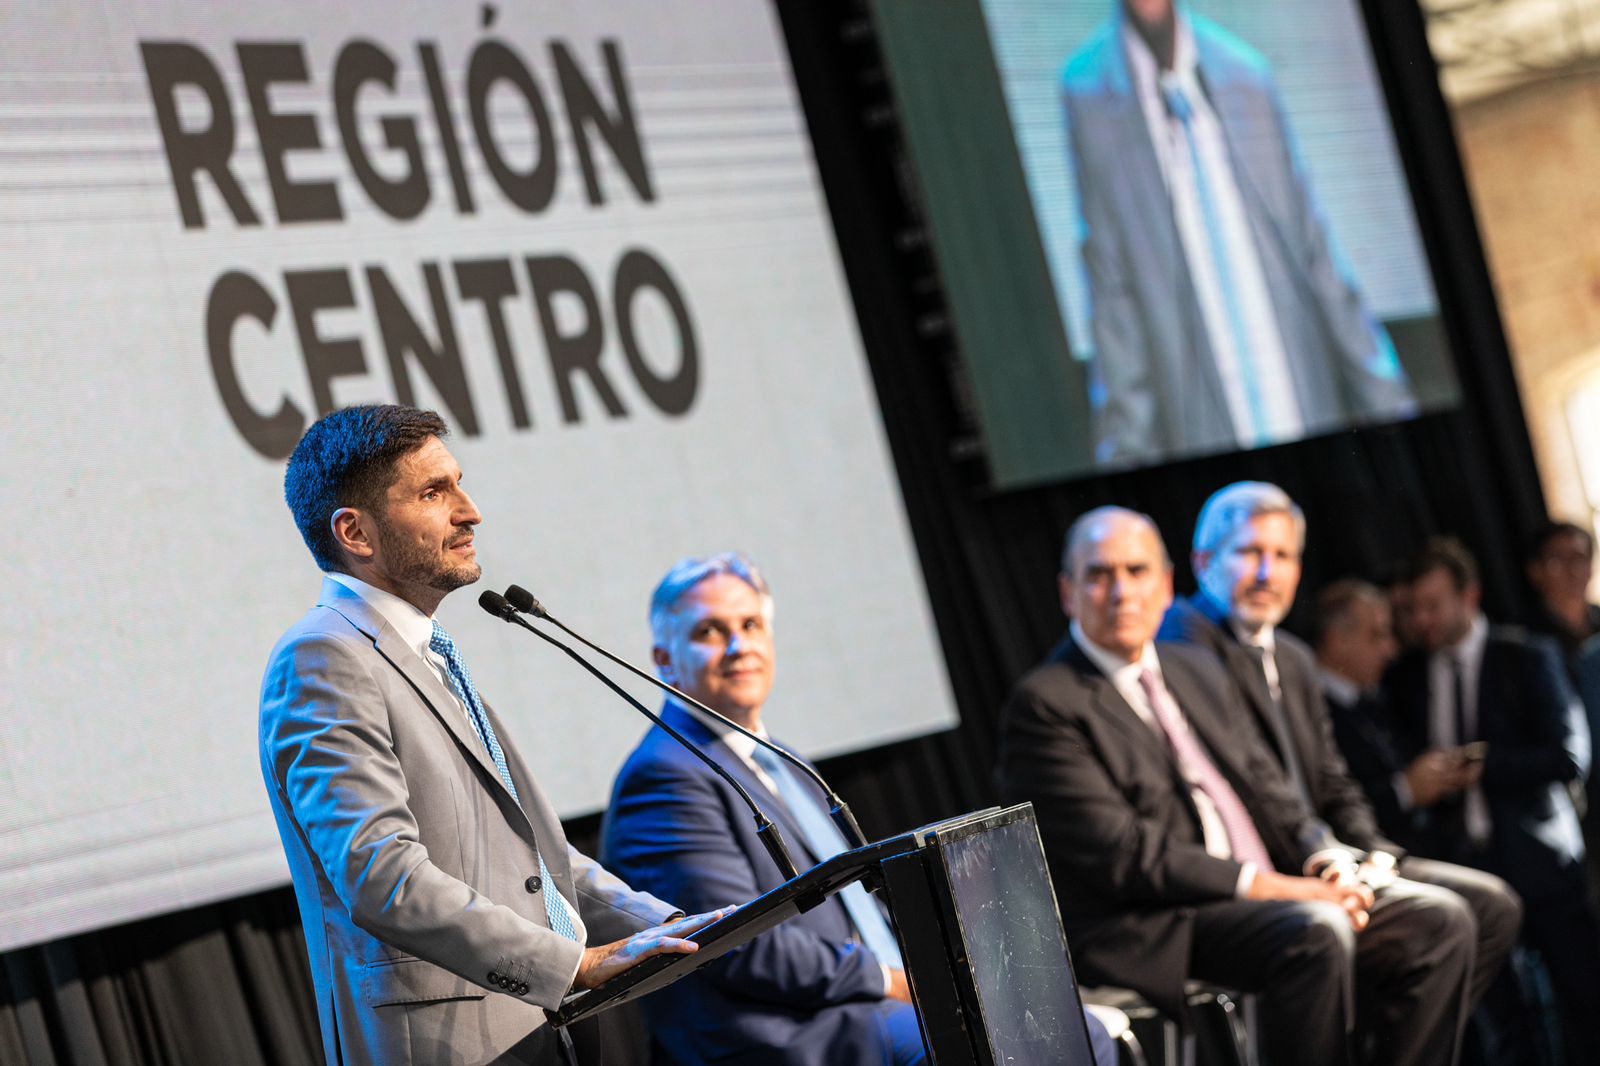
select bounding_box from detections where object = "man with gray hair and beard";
[1159,482,1520,1049]
[999,506,1477,1065]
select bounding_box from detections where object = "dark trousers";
[1521,887,1600,1064]
[1398,855,1522,1006]
[1189,875,1475,1066]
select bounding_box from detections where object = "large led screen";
[873,0,1461,486]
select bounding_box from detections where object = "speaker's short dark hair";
[284,405,449,573]
[1410,535,1479,593]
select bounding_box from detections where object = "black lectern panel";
[554,803,1091,1066]
[940,814,1093,1064]
[884,806,1095,1066]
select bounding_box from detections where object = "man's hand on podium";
[886,968,914,1004]
[573,907,737,990]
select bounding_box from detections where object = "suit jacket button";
[488,970,500,984]
[525,875,542,894]
[516,982,528,995]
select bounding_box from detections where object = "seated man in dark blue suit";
[601,553,1114,1065]
[1387,537,1600,1063]
[1314,579,1477,857]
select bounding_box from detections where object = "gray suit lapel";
[1106,31,1183,274]
[318,580,528,821]
[492,725,572,881]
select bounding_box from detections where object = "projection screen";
[0,0,956,951]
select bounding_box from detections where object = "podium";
[552,803,1096,1065]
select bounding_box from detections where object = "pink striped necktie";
[1138,668,1275,873]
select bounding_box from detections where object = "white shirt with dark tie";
[1428,614,1491,843]
[1122,16,1302,445]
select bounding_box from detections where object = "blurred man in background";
[1524,520,1600,670]
[1316,579,1477,854]
[1162,484,1518,1034]
[999,506,1475,1066]
[1387,537,1600,1062]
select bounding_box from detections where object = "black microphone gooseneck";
[501,584,870,851]
[477,591,800,880]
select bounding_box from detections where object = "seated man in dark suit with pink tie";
[996,507,1477,1066]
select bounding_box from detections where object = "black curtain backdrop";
[0,1,1546,1062]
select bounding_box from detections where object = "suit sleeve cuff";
[1304,848,1359,878]
[561,939,585,998]
[1391,772,1414,811]
[1234,862,1257,898]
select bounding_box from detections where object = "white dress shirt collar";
[327,571,436,653]
[1232,620,1275,653]
[1444,613,1489,667]
[325,572,461,711]
[1071,619,1159,687]
[1319,667,1361,709]
[676,702,788,799]
[683,703,769,763]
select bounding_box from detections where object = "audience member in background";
[1317,578,1539,1066]
[1526,521,1600,927]
[998,506,1476,1066]
[1524,521,1600,670]
[1574,633,1600,845]
[601,554,1121,1066]
[1386,536,1600,1063]
[1315,580,1477,855]
[1161,483,1519,1029]
[1583,635,1600,784]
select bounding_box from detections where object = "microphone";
[477,590,801,880]
[502,583,870,850]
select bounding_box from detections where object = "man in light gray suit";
[1064,0,1416,465]
[260,404,726,1065]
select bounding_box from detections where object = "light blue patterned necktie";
[1161,77,1270,443]
[430,620,580,943]
[750,745,904,969]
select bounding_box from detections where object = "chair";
[1079,984,1259,1066]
